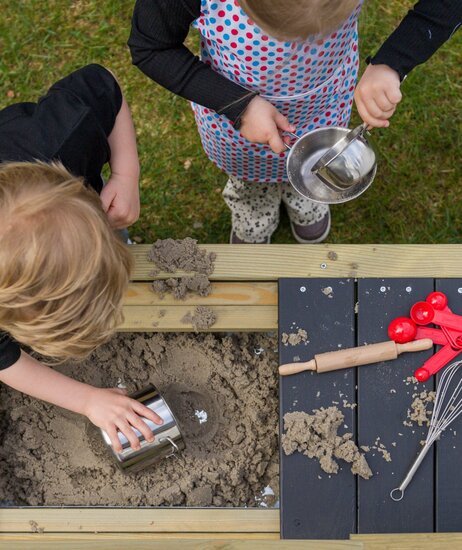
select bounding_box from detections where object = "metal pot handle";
[283,132,300,151]
[159,436,180,459]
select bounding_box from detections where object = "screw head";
[320,263,327,269]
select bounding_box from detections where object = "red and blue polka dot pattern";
[192,0,363,183]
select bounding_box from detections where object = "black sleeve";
[48,64,123,138]
[0,332,21,370]
[128,0,256,123]
[370,0,462,80]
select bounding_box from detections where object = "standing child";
[0,64,162,453]
[129,0,361,244]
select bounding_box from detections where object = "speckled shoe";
[230,230,271,244]
[290,208,331,244]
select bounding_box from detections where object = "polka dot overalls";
[191,0,363,241]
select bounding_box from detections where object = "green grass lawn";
[1,1,461,244]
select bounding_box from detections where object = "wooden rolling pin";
[279,338,433,376]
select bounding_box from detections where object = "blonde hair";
[239,0,359,40]
[0,161,132,362]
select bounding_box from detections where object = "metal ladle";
[311,122,376,192]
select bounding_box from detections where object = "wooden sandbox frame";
[2,244,462,549]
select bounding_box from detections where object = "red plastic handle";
[415,343,461,381]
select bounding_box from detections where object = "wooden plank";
[124,282,278,306]
[279,278,356,539]
[131,245,462,281]
[0,509,279,533]
[357,279,435,533]
[0,534,362,550]
[120,305,277,331]
[352,532,462,549]
[434,280,462,532]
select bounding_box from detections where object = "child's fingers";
[134,401,164,425]
[127,412,155,443]
[268,132,286,153]
[100,186,116,213]
[106,426,123,453]
[274,111,295,133]
[116,420,141,450]
[384,86,402,105]
[374,91,396,113]
[355,98,390,128]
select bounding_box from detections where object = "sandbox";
[0,332,279,508]
[2,244,462,549]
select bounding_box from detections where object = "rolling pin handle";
[279,359,317,376]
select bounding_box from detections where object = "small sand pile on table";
[406,390,436,427]
[282,407,372,479]
[148,238,216,300]
[181,306,217,331]
[281,328,309,347]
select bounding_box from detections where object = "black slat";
[279,278,356,539]
[357,278,435,533]
[434,279,462,532]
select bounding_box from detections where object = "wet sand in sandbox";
[0,333,279,507]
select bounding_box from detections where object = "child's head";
[239,0,359,40]
[0,161,132,362]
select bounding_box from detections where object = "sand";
[181,306,217,331]
[0,332,279,507]
[148,238,216,276]
[148,238,216,301]
[282,407,372,479]
[281,328,309,347]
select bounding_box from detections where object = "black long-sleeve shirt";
[0,64,122,370]
[371,0,462,80]
[129,0,462,117]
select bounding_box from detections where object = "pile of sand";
[282,407,372,479]
[149,238,216,300]
[0,332,278,507]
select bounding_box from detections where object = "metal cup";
[100,384,185,473]
[285,127,377,204]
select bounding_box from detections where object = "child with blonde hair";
[0,65,162,453]
[129,0,361,244]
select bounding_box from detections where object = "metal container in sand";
[100,384,185,473]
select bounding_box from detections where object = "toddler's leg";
[222,176,281,243]
[281,182,331,244]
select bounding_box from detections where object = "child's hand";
[100,174,140,229]
[239,96,295,153]
[84,387,163,453]
[354,64,402,128]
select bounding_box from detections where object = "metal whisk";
[390,360,462,502]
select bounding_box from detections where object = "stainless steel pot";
[100,384,185,473]
[285,126,377,204]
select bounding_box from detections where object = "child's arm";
[355,0,462,127]
[129,0,291,153]
[100,94,141,230]
[0,352,163,452]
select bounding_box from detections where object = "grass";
[1,0,461,244]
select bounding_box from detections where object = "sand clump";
[148,238,216,276]
[181,306,217,331]
[281,328,309,347]
[152,275,212,300]
[282,406,372,479]
[148,239,216,300]
[407,390,436,427]
[0,332,278,507]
